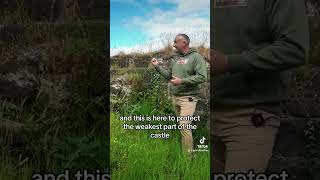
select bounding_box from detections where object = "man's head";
[173,34,190,53]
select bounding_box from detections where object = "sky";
[110,0,210,56]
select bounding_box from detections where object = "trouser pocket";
[252,107,280,128]
[172,96,198,116]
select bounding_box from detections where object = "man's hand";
[211,49,229,74]
[170,76,182,86]
[151,58,159,66]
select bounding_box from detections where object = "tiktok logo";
[196,136,208,151]
[200,136,206,144]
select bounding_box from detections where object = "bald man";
[151,34,207,155]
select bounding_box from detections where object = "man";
[151,34,207,154]
[211,0,310,174]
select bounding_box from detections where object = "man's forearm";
[154,65,172,80]
[181,74,206,85]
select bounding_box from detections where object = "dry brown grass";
[113,44,209,66]
[113,32,210,60]
[195,45,210,60]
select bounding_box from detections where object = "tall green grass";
[0,95,109,178]
[0,155,33,180]
[110,112,209,180]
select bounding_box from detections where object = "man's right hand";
[151,58,159,66]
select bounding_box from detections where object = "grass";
[0,95,109,178]
[110,113,210,180]
[0,155,34,180]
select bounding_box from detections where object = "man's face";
[173,36,187,52]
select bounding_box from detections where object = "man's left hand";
[171,76,182,86]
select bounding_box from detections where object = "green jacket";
[212,0,310,106]
[155,49,207,96]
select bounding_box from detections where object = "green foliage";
[127,72,142,82]
[64,37,101,59]
[0,155,33,180]
[0,89,109,178]
[112,68,174,116]
[0,0,31,24]
[52,136,107,170]
[110,113,210,180]
[48,94,109,171]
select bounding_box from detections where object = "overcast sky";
[110,0,210,56]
